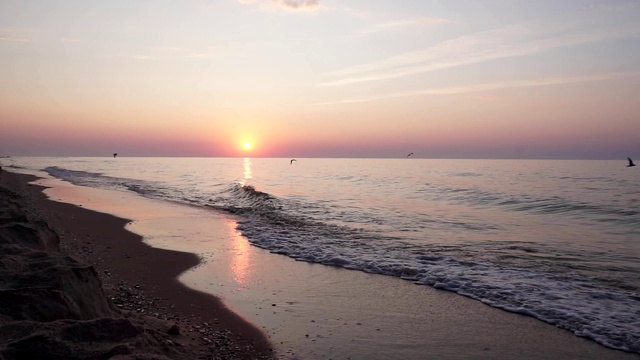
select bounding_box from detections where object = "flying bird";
[407,152,414,158]
[628,157,636,167]
[290,159,297,164]
[113,153,118,158]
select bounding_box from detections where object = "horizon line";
[1,155,635,161]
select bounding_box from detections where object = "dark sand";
[0,170,273,359]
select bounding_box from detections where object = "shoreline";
[183,221,640,360]
[3,167,639,359]
[0,170,274,359]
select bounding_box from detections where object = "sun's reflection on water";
[227,220,252,289]
[240,157,252,186]
[228,158,254,290]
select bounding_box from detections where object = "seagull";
[628,157,636,167]
[290,159,296,165]
[407,152,414,158]
[113,153,118,158]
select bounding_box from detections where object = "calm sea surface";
[5,157,640,353]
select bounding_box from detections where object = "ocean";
[4,157,639,354]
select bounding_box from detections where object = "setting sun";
[243,141,251,150]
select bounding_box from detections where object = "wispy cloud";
[153,46,220,59]
[239,0,322,12]
[315,71,640,105]
[187,53,214,59]
[155,46,194,52]
[0,28,33,43]
[0,36,30,42]
[319,5,640,87]
[115,46,222,61]
[117,54,155,60]
[418,17,452,25]
[359,16,452,35]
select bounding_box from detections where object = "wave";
[426,184,640,228]
[214,184,280,212]
[236,210,639,353]
[46,167,163,197]
[204,186,640,354]
[236,214,640,354]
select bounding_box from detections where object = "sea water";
[4,157,639,353]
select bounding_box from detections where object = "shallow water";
[4,157,640,353]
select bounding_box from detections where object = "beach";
[3,1,639,357]
[0,170,273,359]
[1,165,639,359]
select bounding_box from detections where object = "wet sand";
[178,223,640,360]
[4,168,640,359]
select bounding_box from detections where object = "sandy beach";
[3,1,639,357]
[2,168,639,359]
[0,170,273,359]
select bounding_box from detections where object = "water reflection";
[227,220,251,289]
[240,157,252,186]
[229,158,253,289]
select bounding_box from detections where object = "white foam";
[237,216,640,354]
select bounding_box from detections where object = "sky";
[1,0,639,159]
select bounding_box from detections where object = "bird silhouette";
[290,159,297,165]
[407,152,414,158]
[627,157,636,167]
[113,153,118,158]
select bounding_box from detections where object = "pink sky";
[1,0,639,159]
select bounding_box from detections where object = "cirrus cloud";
[0,28,33,43]
[314,71,640,105]
[239,0,321,12]
[358,16,452,35]
[318,3,640,87]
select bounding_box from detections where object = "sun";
[243,141,251,150]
